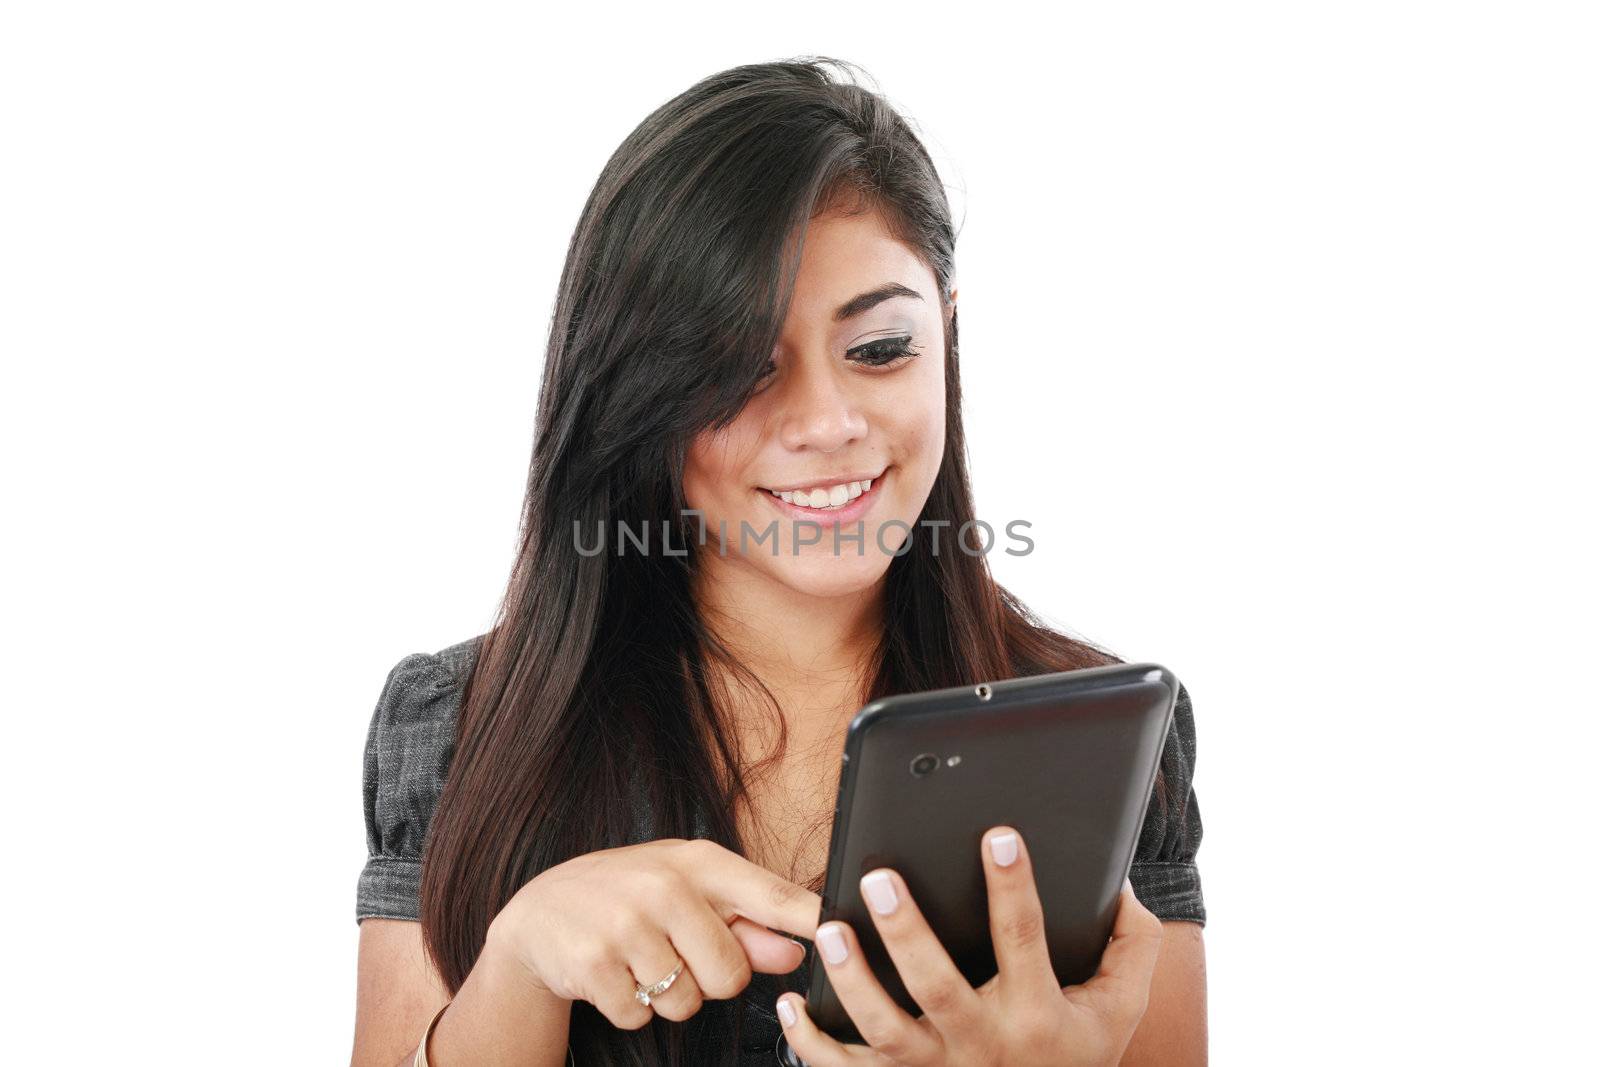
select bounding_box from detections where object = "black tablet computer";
[783,660,1179,1052]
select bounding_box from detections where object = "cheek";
[887,358,945,474]
[682,437,721,512]
[684,423,760,512]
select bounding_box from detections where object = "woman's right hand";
[485,837,822,1029]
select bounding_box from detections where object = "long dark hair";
[419,56,1144,1063]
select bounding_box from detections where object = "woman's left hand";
[776,826,1164,1066]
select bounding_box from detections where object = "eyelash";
[755,335,921,385]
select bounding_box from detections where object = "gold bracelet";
[413,1001,451,1067]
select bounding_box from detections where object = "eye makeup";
[845,334,921,368]
[750,332,922,394]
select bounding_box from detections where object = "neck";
[691,553,884,740]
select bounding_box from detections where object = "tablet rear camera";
[975,683,992,701]
[910,753,939,777]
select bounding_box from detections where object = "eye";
[752,338,920,396]
[846,335,921,369]
[750,357,779,395]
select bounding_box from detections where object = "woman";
[352,57,1206,1066]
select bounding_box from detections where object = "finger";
[1066,879,1164,1024]
[981,826,1059,995]
[583,946,672,1030]
[656,895,762,1001]
[857,867,981,1034]
[812,919,942,1063]
[1094,879,1165,988]
[728,915,809,974]
[775,992,895,1067]
[621,929,705,1026]
[677,838,822,941]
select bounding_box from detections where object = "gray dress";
[357,634,1206,1062]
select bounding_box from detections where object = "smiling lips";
[757,469,887,523]
[766,476,874,510]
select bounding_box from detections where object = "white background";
[4,2,1595,1062]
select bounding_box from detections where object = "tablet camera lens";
[910,753,939,777]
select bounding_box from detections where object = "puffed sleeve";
[356,650,462,923]
[1127,681,1206,925]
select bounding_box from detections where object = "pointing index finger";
[678,839,821,941]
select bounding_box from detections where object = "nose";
[776,357,867,453]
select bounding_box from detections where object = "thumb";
[1066,879,1164,1022]
[729,916,808,974]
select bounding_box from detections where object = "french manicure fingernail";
[777,996,798,1028]
[862,870,898,915]
[817,923,849,964]
[989,831,1018,867]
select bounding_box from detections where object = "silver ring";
[633,958,684,1007]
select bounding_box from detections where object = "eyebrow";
[833,282,924,322]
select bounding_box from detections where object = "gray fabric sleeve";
[1127,681,1206,926]
[356,650,462,924]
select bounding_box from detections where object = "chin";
[762,551,892,599]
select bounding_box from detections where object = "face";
[683,206,951,599]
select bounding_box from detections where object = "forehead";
[785,208,936,319]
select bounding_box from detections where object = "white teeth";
[765,475,881,510]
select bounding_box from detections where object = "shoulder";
[367,635,484,730]
[364,638,482,762]
[1170,680,1197,759]
[434,633,487,681]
